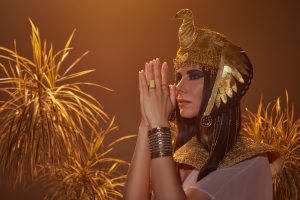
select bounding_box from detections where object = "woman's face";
[175,66,204,118]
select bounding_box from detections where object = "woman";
[124,8,281,200]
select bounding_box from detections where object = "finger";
[144,62,149,82]
[146,60,156,92]
[153,58,162,89]
[145,61,154,84]
[161,62,169,85]
[138,70,144,99]
[169,84,176,108]
[140,70,149,96]
[139,71,146,117]
[161,62,169,94]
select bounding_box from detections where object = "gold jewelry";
[200,115,213,127]
[148,127,173,159]
[149,127,170,134]
[173,136,282,177]
[149,79,156,89]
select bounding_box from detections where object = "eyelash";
[175,71,204,84]
[176,72,203,83]
[189,73,203,80]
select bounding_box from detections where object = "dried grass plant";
[0,20,111,187]
[242,91,300,200]
[39,117,134,200]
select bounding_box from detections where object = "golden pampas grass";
[0,20,111,187]
[242,90,300,200]
[39,117,135,200]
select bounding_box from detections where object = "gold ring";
[149,80,156,89]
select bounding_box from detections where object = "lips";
[177,99,191,106]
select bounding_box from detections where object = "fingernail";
[162,62,167,68]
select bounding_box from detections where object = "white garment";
[182,156,273,200]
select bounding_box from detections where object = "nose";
[176,79,187,94]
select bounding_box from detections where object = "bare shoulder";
[185,188,212,200]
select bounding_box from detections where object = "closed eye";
[187,69,204,80]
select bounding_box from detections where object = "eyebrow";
[175,69,204,76]
[186,69,203,74]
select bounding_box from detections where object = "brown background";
[0,0,299,199]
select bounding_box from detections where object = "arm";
[151,157,185,200]
[151,157,211,200]
[124,62,152,200]
[123,124,151,200]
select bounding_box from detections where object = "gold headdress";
[174,8,252,127]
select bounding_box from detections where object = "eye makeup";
[175,69,204,84]
[187,69,204,80]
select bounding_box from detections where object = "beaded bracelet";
[148,127,173,159]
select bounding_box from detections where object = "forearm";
[151,156,186,200]
[124,125,151,200]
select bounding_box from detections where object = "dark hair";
[174,54,252,181]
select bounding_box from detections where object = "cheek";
[191,80,204,109]
[179,80,204,118]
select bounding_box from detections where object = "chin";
[179,110,198,118]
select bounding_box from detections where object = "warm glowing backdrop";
[0,1,299,199]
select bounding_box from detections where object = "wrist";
[149,121,170,129]
[139,120,150,128]
[139,123,150,131]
